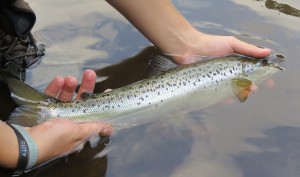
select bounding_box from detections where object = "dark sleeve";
[0,0,16,9]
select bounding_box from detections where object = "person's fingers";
[229,37,271,58]
[76,70,97,100]
[57,76,78,102]
[29,119,113,165]
[44,76,65,98]
[76,122,113,138]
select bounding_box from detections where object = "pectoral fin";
[231,78,253,102]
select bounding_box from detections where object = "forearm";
[106,0,201,60]
[0,121,18,169]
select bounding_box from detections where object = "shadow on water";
[92,46,158,93]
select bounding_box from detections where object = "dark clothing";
[0,0,16,9]
[0,0,42,81]
[0,0,35,38]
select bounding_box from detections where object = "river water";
[1,0,300,177]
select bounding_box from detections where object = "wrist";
[7,124,39,175]
[0,122,19,169]
[0,122,39,176]
[158,27,204,64]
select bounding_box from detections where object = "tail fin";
[0,72,51,126]
[0,72,49,104]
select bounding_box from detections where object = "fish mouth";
[267,63,284,71]
[260,56,285,71]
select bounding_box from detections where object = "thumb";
[78,122,113,138]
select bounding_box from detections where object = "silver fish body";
[7,55,282,127]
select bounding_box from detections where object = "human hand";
[27,69,113,166]
[107,0,271,64]
[170,32,271,64]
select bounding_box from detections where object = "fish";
[3,55,283,128]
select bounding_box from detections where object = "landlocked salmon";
[3,55,283,127]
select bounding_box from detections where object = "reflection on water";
[1,0,300,177]
[235,126,300,177]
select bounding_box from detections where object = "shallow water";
[1,0,300,176]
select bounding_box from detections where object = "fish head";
[242,57,283,83]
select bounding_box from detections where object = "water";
[1,0,300,176]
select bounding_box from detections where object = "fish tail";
[8,105,43,126]
[0,72,50,126]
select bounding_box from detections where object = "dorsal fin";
[147,55,179,77]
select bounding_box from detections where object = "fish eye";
[260,59,268,66]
